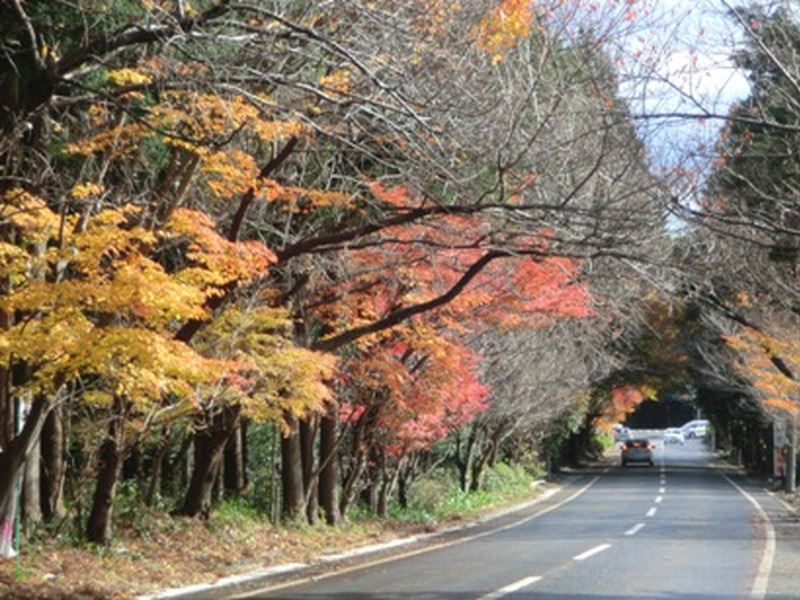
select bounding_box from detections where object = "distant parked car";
[664,427,685,444]
[621,439,654,467]
[612,424,631,440]
[680,420,709,439]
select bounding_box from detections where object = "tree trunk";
[376,452,398,518]
[339,448,367,518]
[457,425,480,492]
[40,402,66,520]
[318,407,340,526]
[224,419,248,494]
[86,400,127,545]
[281,413,305,521]
[300,416,318,524]
[179,404,240,518]
[145,432,172,507]
[22,426,42,530]
[787,416,797,493]
[397,454,417,509]
[0,396,53,523]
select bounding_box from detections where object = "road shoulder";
[138,471,601,600]
[715,462,800,600]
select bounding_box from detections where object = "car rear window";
[624,439,649,448]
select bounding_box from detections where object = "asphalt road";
[231,435,785,600]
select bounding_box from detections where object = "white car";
[680,420,709,439]
[663,427,684,444]
[612,424,631,440]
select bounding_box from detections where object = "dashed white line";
[646,507,657,517]
[659,487,666,493]
[655,496,663,504]
[625,523,646,536]
[477,576,542,600]
[573,543,612,561]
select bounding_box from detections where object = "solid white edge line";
[646,507,657,517]
[573,543,612,561]
[476,575,543,600]
[232,475,604,598]
[624,523,645,536]
[720,472,775,600]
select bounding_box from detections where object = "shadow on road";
[247,593,798,599]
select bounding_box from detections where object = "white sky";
[612,0,755,171]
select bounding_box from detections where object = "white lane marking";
[233,476,603,598]
[646,507,657,517]
[720,473,775,600]
[659,487,666,493]
[625,523,645,536]
[573,543,612,561]
[655,496,663,504]
[477,575,542,600]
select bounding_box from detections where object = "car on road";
[612,424,631,440]
[663,427,685,445]
[621,438,654,467]
[680,419,709,439]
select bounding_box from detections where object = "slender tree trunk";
[179,405,240,519]
[787,416,797,493]
[86,400,127,545]
[457,425,480,492]
[22,427,42,530]
[300,416,318,524]
[40,402,66,520]
[339,409,374,517]
[0,396,53,523]
[214,458,225,504]
[281,413,305,521]
[339,448,367,518]
[224,419,248,494]
[145,432,173,507]
[376,452,398,518]
[397,454,418,509]
[318,407,340,526]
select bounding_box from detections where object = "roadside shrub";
[407,476,459,514]
[483,462,533,493]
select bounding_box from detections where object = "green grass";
[381,462,538,524]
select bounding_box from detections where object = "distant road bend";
[230,434,777,600]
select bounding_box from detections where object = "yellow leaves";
[167,208,276,294]
[83,390,114,408]
[1,188,62,243]
[70,182,105,200]
[249,119,305,143]
[473,0,534,64]
[200,149,258,199]
[107,68,153,86]
[260,179,352,212]
[726,329,800,415]
[318,70,352,99]
[197,306,337,426]
[152,92,304,145]
[65,123,151,157]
